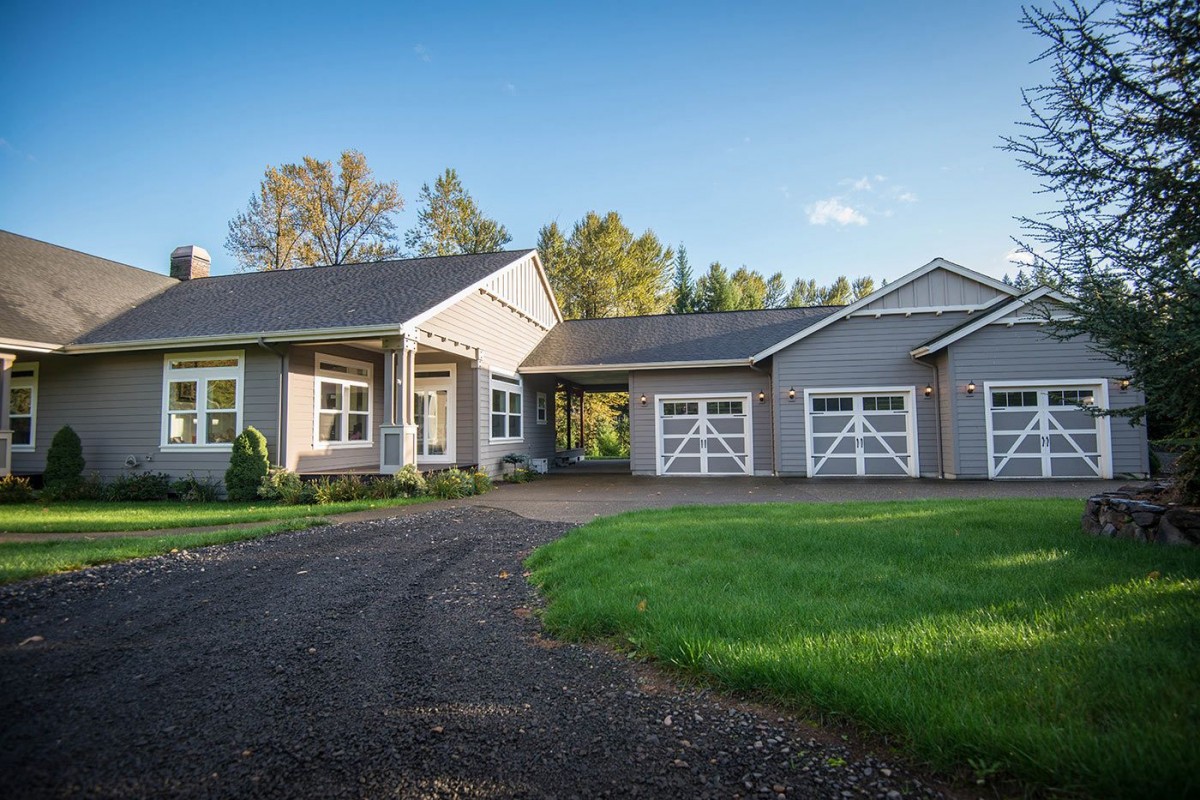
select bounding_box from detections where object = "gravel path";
[0,508,950,799]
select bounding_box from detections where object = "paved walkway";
[0,472,1130,540]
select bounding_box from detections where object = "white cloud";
[778,185,791,200]
[896,191,918,203]
[1005,246,1039,266]
[851,176,872,191]
[413,44,431,62]
[807,198,868,226]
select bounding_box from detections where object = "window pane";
[492,413,506,438]
[509,391,521,414]
[170,358,238,369]
[169,381,197,411]
[348,384,369,413]
[492,389,506,413]
[207,379,237,410]
[320,381,343,411]
[319,412,341,442]
[509,414,522,438]
[11,417,30,446]
[348,413,368,441]
[206,412,237,444]
[10,387,30,415]
[169,413,198,444]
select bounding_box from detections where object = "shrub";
[427,468,476,499]
[312,474,368,504]
[225,427,270,502]
[105,471,171,501]
[502,453,528,466]
[0,475,34,504]
[505,466,540,484]
[172,472,223,502]
[40,471,106,502]
[43,425,85,493]
[258,468,316,505]
[471,469,493,495]
[391,464,427,497]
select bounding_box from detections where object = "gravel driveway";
[0,508,948,799]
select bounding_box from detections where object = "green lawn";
[0,519,326,584]
[526,499,1200,798]
[0,496,429,533]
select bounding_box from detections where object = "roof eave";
[520,358,752,374]
[63,323,414,354]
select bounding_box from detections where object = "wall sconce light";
[639,393,647,406]
[788,387,796,401]
[1120,378,1130,391]
[924,384,933,398]
[966,380,976,395]
[758,390,766,404]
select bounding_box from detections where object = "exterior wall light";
[966,380,976,395]
[639,393,647,406]
[758,390,766,403]
[788,387,796,401]
[924,384,933,398]
[1120,378,1130,391]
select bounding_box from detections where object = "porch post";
[565,384,572,453]
[379,335,419,474]
[578,387,585,452]
[0,353,13,477]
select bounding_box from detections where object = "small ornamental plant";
[225,426,270,501]
[43,425,85,494]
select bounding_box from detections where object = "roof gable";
[909,285,1073,356]
[751,258,1020,362]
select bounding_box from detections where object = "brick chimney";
[170,245,211,281]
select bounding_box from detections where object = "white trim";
[67,324,408,354]
[414,363,457,463]
[847,304,988,318]
[753,258,1019,362]
[910,286,1071,357]
[407,251,564,330]
[488,371,525,444]
[520,358,750,375]
[312,351,374,449]
[0,337,61,354]
[160,350,245,450]
[803,386,919,478]
[653,392,754,476]
[536,392,548,425]
[983,379,1112,479]
[8,362,38,452]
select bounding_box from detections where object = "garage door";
[657,395,752,475]
[986,382,1110,478]
[806,388,917,477]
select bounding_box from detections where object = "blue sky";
[1,1,1050,285]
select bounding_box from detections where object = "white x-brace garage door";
[985,380,1111,478]
[655,394,753,475]
[805,387,918,477]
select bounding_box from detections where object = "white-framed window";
[536,392,547,425]
[415,363,456,462]
[314,353,373,447]
[490,372,523,442]
[9,363,38,451]
[162,351,244,448]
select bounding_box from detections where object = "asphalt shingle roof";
[522,306,842,368]
[0,230,178,347]
[74,250,535,345]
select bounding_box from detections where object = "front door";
[414,365,456,463]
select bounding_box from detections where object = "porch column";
[564,384,572,453]
[379,335,419,474]
[0,353,13,477]
[577,387,585,451]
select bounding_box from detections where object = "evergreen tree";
[405,168,512,256]
[671,245,695,313]
[43,426,85,492]
[695,262,734,311]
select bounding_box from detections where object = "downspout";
[748,359,771,476]
[910,354,944,479]
[257,339,288,469]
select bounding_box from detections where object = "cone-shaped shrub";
[43,425,85,491]
[225,426,270,501]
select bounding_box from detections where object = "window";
[415,364,456,461]
[661,401,699,416]
[163,352,243,447]
[863,395,905,411]
[812,396,853,413]
[1048,389,1094,407]
[490,373,523,441]
[9,364,37,451]
[315,353,372,446]
[536,392,548,425]
[705,400,744,416]
[991,390,1038,409]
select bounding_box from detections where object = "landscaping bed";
[526,498,1200,798]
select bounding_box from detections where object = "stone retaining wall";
[1082,484,1200,546]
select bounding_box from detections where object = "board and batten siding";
[773,314,964,477]
[287,345,384,474]
[482,256,558,329]
[10,347,281,481]
[421,290,550,375]
[946,324,1148,478]
[862,269,1009,310]
[629,368,774,476]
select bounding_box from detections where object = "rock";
[1159,508,1200,546]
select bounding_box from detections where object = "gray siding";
[288,345,384,474]
[11,347,280,481]
[774,314,967,477]
[628,368,774,476]
[947,324,1148,478]
[423,291,549,373]
[414,353,477,471]
[475,370,557,475]
[863,269,1009,310]
[935,351,955,478]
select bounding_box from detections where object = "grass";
[0,496,429,533]
[0,518,326,584]
[525,499,1200,798]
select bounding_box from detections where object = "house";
[0,230,1148,483]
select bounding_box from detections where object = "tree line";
[225,155,876,320]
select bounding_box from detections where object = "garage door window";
[706,400,743,415]
[662,401,698,416]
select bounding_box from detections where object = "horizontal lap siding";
[948,325,1148,478]
[628,368,773,476]
[476,371,556,475]
[288,345,383,473]
[12,348,280,481]
[774,314,964,477]
[422,291,549,374]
